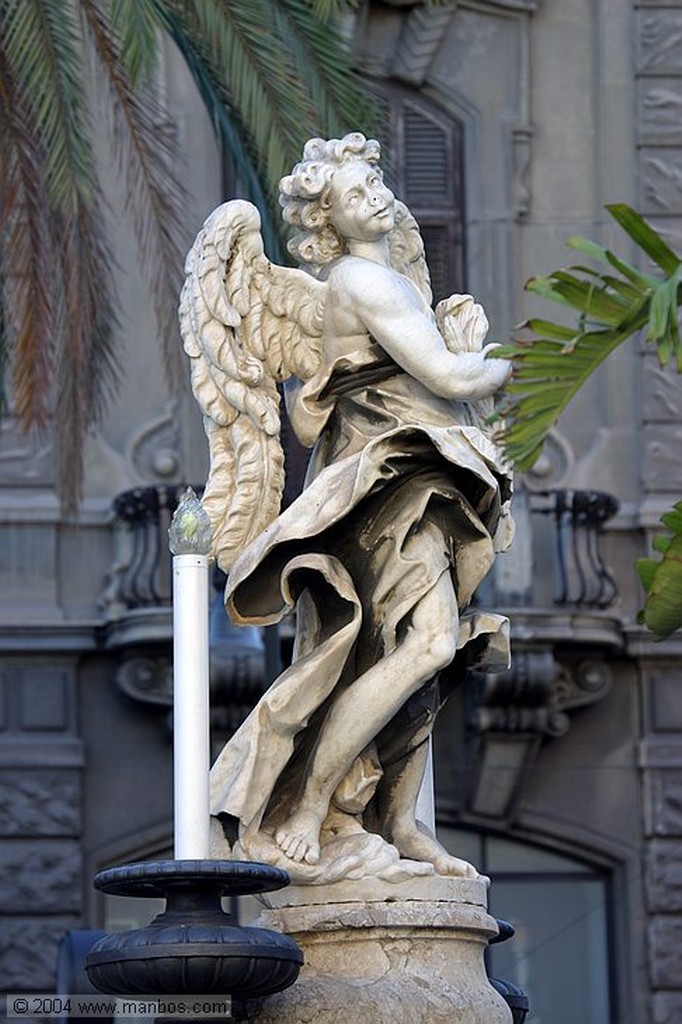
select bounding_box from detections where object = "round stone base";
[239,878,512,1024]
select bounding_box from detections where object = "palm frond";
[0,0,385,509]
[164,0,376,215]
[110,0,161,87]
[607,203,681,275]
[636,502,682,638]
[177,0,316,192]
[55,197,120,505]
[2,0,94,207]
[79,0,188,392]
[500,205,682,469]
[310,0,357,18]
[154,2,281,256]
[0,0,119,506]
[276,0,376,137]
[0,43,55,429]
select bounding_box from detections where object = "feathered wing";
[388,201,433,306]
[179,200,326,572]
[388,209,500,433]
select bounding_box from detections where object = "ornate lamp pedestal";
[85,860,302,1011]
[86,498,303,1017]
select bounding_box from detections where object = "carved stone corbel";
[114,653,173,706]
[466,650,613,820]
[391,2,458,86]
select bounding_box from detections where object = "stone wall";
[635,3,682,1019]
[0,657,84,994]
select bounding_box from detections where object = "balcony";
[486,487,623,649]
[100,484,621,616]
[98,483,624,795]
[98,484,267,735]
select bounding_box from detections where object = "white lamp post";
[168,487,213,860]
[86,488,301,1001]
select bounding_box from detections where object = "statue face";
[326,160,395,243]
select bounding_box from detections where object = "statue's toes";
[438,855,478,878]
[277,831,300,860]
[304,842,320,865]
[287,837,307,862]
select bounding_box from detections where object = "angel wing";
[388,201,432,306]
[388,210,500,433]
[179,200,326,572]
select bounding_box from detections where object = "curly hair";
[279,132,382,271]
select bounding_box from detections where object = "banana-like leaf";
[501,205,682,470]
[502,205,682,635]
[636,503,682,638]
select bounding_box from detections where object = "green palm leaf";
[0,0,375,507]
[500,323,644,467]
[502,204,682,636]
[110,0,160,87]
[157,0,375,252]
[0,36,56,429]
[607,203,681,275]
[636,503,682,638]
[276,0,374,136]
[154,2,282,256]
[501,206,682,470]
[112,0,373,239]
[0,0,119,504]
[80,0,188,392]
[2,0,92,206]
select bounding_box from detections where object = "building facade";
[1,3,681,1022]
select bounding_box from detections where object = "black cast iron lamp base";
[85,859,302,1001]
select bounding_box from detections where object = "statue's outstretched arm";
[335,262,510,402]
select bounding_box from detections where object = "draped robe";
[210,344,513,839]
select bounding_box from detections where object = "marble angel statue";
[180,133,513,885]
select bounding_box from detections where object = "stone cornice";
[0,621,99,652]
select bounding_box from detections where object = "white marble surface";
[185,133,512,885]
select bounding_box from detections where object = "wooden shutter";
[381,88,465,302]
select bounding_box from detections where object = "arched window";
[377,85,466,302]
[438,827,614,1024]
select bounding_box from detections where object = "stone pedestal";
[240,876,512,1024]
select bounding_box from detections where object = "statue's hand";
[478,343,512,393]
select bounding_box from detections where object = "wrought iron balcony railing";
[100,484,192,616]
[99,485,620,622]
[528,488,619,609]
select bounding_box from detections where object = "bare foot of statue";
[390,820,478,878]
[275,808,324,864]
